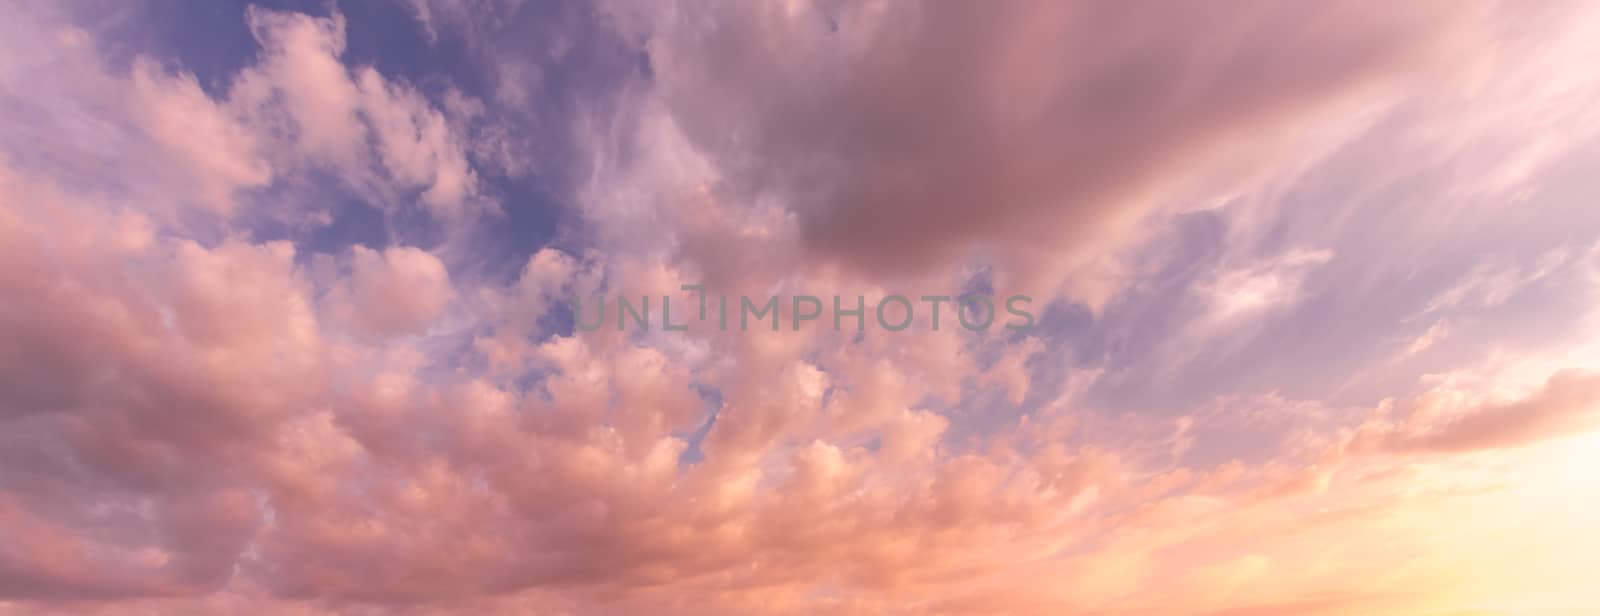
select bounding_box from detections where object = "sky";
[2,1,1599,614]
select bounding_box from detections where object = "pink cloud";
[642,0,1485,298]
[1370,370,1600,454]
[4,2,1600,615]
[330,246,455,339]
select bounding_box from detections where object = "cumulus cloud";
[0,179,323,601]
[0,11,269,219]
[233,7,484,220]
[329,246,455,339]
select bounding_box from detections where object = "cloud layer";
[3,1,1600,615]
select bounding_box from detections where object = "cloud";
[1405,320,1451,356]
[330,246,455,339]
[1200,248,1333,324]
[0,10,268,219]
[234,7,484,221]
[129,62,274,214]
[642,0,1482,296]
[1373,370,1600,454]
[0,180,323,600]
[236,7,364,168]
[0,3,490,231]
[4,2,1600,615]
